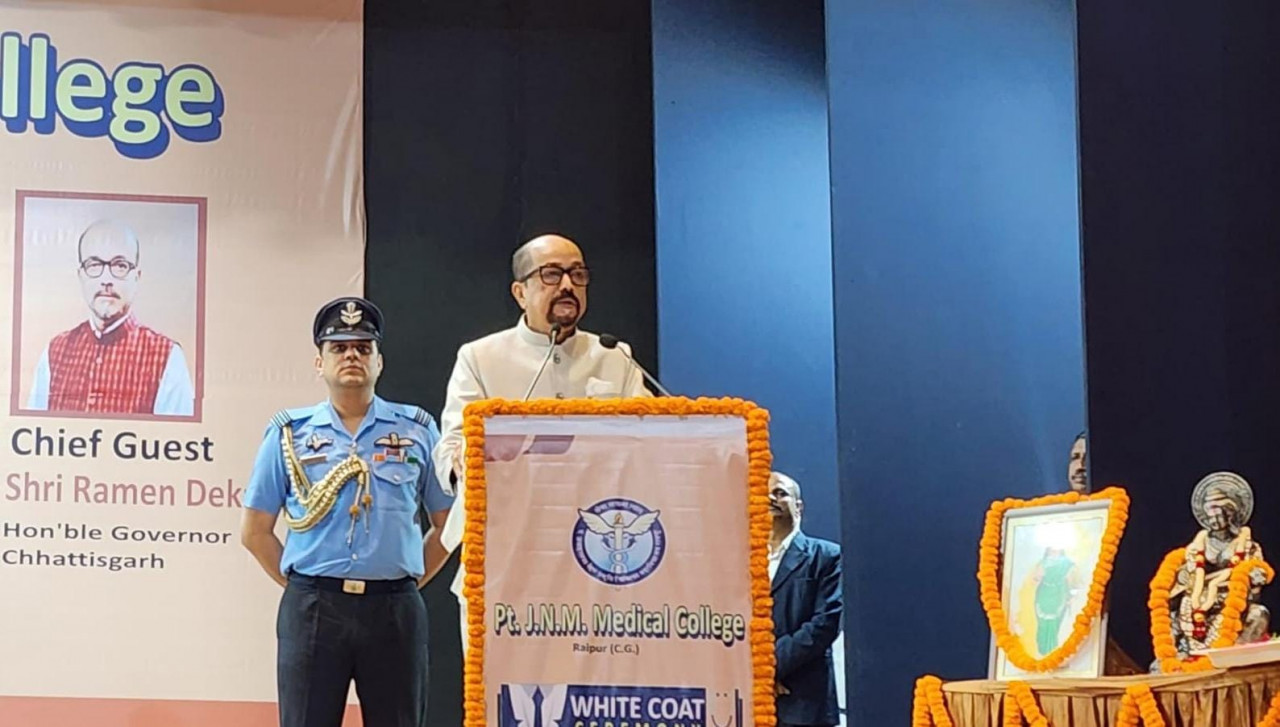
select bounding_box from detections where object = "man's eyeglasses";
[80,258,137,279]
[518,264,590,287]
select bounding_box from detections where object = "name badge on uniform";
[298,453,328,465]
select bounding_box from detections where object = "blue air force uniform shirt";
[243,396,451,580]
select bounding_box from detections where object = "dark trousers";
[277,574,428,727]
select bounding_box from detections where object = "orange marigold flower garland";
[1002,682,1048,727]
[461,396,776,727]
[1214,559,1273,646]
[1258,690,1280,727]
[743,403,777,727]
[1147,547,1274,673]
[911,675,953,727]
[1114,683,1164,726]
[461,404,490,727]
[1147,548,1191,674]
[977,488,1130,672]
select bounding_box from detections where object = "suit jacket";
[772,531,843,727]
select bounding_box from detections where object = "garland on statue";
[977,488,1131,672]
[461,397,776,727]
[1148,547,1274,673]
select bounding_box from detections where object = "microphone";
[598,334,672,397]
[522,323,562,401]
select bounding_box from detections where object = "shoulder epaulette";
[270,408,305,429]
[412,406,435,428]
[396,404,435,428]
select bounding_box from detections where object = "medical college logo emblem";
[572,498,666,585]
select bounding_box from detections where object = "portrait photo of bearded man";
[26,219,195,416]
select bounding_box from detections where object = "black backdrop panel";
[1076,1,1280,665]
[364,2,656,725]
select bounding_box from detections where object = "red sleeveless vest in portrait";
[46,317,174,413]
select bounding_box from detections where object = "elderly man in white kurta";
[427,234,651,648]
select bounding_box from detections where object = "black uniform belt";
[289,573,416,595]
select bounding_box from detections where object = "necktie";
[532,688,545,727]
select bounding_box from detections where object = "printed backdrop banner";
[468,407,774,727]
[0,1,364,725]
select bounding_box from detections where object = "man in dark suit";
[769,472,843,727]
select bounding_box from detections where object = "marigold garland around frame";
[978,487,1130,673]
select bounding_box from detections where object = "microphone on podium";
[522,323,562,401]
[598,334,672,397]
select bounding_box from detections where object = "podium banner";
[0,2,364,725]
[462,399,776,727]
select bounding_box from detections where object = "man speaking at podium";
[427,233,651,642]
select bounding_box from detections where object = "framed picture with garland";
[983,493,1127,680]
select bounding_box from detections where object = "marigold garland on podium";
[460,397,777,727]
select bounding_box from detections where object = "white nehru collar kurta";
[432,317,651,610]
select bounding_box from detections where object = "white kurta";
[432,317,652,646]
